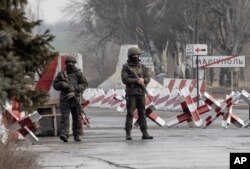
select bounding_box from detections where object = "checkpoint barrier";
[1,101,41,144]
[201,91,244,128]
[3,87,248,143]
[239,90,250,128]
[82,86,250,129]
[179,87,203,127]
[133,105,166,127]
[166,87,211,127]
[63,87,250,133]
[163,78,205,94]
[85,85,204,111]
[166,88,249,128]
[2,87,249,143]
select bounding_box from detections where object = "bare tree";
[64,0,250,87]
[201,0,250,88]
[147,0,202,78]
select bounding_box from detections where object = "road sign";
[192,55,245,68]
[186,44,207,107]
[186,44,207,55]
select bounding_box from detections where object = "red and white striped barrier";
[161,78,205,111]
[84,84,203,111]
[179,87,203,127]
[11,112,41,144]
[133,105,166,127]
[222,104,244,128]
[147,88,161,103]
[2,100,25,141]
[163,78,206,94]
[81,95,96,109]
[83,88,97,101]
[89,89,105,107]
[239,90,250,128]
[110,89,125,109]
[116,99,127,113]
[201,91,243,128]
[221,93,238,128]
[2,101,41,144]
[35,55,61,100]
[9,112,41,131]
[166,95,210,127]
[163,89,179,110]
[144,89,159,107]
[100,89,115,108]
[145,105,166,126]
[166,89,247,128]
[201,93,223,128]
[240,90,250,104]
[154,88,170,109]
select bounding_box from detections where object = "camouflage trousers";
[124,95,147,131]
[59,100,82,137]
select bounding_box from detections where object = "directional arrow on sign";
[186,44,207,55]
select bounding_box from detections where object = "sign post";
[186,44,207,107]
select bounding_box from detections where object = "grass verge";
[0,141,40,169]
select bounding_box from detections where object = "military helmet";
[127,47,141,57]
[65,55,77,63]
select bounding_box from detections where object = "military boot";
[141,129,153,140]
[126,130,132,140]
[59,134,68,142]
[74,135,81,142]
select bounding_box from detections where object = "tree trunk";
[174,41,185,78]
[161,41,169,76]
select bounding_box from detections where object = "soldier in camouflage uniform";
[121,47,153,140]
[53,55,88,142]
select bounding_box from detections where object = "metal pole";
[231,69,233,91]
[194,3,199,107]
[249,107,250,121]
[196,55,199,107]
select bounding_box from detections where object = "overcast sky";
[28,0,70,24]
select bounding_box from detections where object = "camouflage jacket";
[53,69,88,101]
[121,62,150,95]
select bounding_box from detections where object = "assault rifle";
[123,64,154,103]
[73,95,90,128]
[61,71,90,133]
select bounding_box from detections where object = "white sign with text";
[192,55,245,68]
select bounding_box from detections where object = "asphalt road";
[27,107,250,169]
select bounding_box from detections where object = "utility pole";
[194,2,200,107]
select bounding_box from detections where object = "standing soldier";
[53,55,88,142]
[121,47,153,140]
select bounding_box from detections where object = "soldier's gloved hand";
[67,86,75,93]
[62,82,70,89]
[137,78,145,86]
[75,85,81,92]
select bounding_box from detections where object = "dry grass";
[0,141,40,169]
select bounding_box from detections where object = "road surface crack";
[85,155,136,169]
